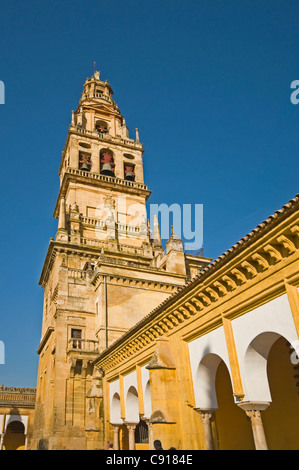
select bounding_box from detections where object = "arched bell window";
[124,162,135,181]
[100,149,115,176]
[79,151,91,171]
[95,120,108,135]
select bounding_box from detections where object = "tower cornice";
[53,167,151,219]
[38,238,187,288]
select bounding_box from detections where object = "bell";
[81,162,89,171]
[101,162,114,176]
[125,165,135,181]
[125,170,134,181]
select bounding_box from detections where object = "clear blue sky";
[0,0,298,387]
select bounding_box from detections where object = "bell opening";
[124,164,135,181]
[100,150,115,177]
[79,151,91,172]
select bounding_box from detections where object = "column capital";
[194,408,216,423]
[126,422,137,450]
[112,424,120,450]
[237,401,270,450]
[126,423,137,431]
[194,408,216,450]
[237,401,270,415]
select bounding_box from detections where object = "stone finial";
[58,196,66,230]
[56,196,68,241]
[166,225,184,253]
[153,214,162,248]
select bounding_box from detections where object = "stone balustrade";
[67,338,99,353]
[0,387,36,406]
[69,125,143,149]
[66,167,148,190]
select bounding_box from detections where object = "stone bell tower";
[32,70,211,450]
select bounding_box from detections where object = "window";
[71,329,82,349]
[135,420,149,444]
[95,120,108,134]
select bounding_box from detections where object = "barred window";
[135,419,148,444]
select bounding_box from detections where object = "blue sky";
[0,0,298,387]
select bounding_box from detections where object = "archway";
[243,331,281,402]
[110,392,122,424]
[214,361,254,450]
[143,380,152,420]
[135,419,149,447]
[3,420,25,450]
[195,353,223,409]
[125,385,139,423]
[262,336,299,449]
[195,353,253,449]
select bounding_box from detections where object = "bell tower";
[56,69,149,249]
[32,71,211,450]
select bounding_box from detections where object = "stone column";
[113,425,120,450]
[148,422,154,450]
[144,419,154,450]
[127,424,136,450]
[237,402,270,450]
[195,408,216,450]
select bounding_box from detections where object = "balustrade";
[68,338,99,353]
[65,167,148,190]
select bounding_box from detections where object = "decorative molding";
[37,326,54,355]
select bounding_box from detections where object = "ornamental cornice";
[39,238,162,288]
[91,271,180,294]
[36,326,54,355]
